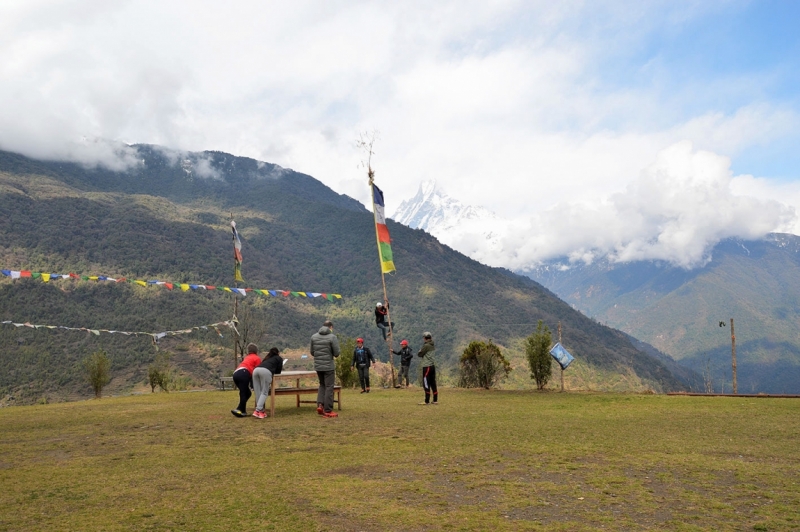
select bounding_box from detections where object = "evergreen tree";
[335,337,358,388]
[458,340,511,389]
[525,321,552,390]
[84,350,111,398]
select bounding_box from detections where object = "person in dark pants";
[417,332,438,405]
[311,320,341,418]
[392,339,413,387]
[375,302,395,341]
[351,338,376,393]
[231,343,262,417]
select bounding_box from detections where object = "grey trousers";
[377,322,395,340]
[398,365,410,386]
[316,370,336,413]
[253,367,273,412]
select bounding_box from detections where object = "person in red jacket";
[230,343,261,417]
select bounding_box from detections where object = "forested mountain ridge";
[529,234,800,394]
[0,146,689,404]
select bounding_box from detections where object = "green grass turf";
[0,388,798,531]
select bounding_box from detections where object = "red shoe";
[323,411,339,418]
[316,406,324,415]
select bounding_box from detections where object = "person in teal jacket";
[351,338,376,393]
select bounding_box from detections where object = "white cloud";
[473,142,796,270]
[0,0,798,258]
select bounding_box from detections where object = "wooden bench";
[219,376,235,390]
[272,386,341,409]
[269,371,342,417]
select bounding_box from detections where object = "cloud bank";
[440,142,796,270]
[1,1,799,269]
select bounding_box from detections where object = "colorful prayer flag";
[371,183,396,273]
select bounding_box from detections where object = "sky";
[1,0,799,269]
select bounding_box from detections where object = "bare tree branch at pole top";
[357,130,380,184]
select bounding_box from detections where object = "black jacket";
[257,354,283,375]
[375,304,389,325]
[391,346,413,367]
[352,346,376,367]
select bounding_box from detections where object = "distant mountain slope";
[0,147,687,403]
[529,234,800,393]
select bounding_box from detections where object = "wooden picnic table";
[269,370,341,417]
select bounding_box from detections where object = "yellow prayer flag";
[135,280,147,287]
[180,284,190,291]
[42,273,51,283]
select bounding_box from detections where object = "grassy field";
[0,387,798,531]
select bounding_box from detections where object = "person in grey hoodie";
[311,320,341,418]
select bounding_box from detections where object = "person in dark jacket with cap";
[311,320,341,418]
[392,339,413,388]
[351,338,376,393]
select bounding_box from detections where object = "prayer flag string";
[1,319,235,348]
[0,269,343,301]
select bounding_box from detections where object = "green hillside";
[0,147,687,403]
[531,236,800,393]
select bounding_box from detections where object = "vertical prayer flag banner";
[371,183,396,273]
[549,342,575,370]
[231,220,244,282]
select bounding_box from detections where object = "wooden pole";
[233,296,241,366]
[231,213,241,368]
[382,273,397,388]
[368,169,397,388]
[558,321,564,392]
[730,318,737,395]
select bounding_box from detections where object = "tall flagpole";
[231,214,242,366]
[362,134,397,389]
[369,172,397,388]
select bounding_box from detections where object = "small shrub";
[525,321,552,390]
[335,337,358,388]
[148,353,172,393]
[169,375,192,391]
[83,350,111,398]
[458,340,511,389]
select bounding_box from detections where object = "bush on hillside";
[83,350,111,398]
[335,337,358,388]
[525,321,552,390]
[458,340,511,389]
[148,353,172,393]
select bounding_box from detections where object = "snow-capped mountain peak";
[393,180,496,233]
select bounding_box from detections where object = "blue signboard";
[549,342,574,370]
